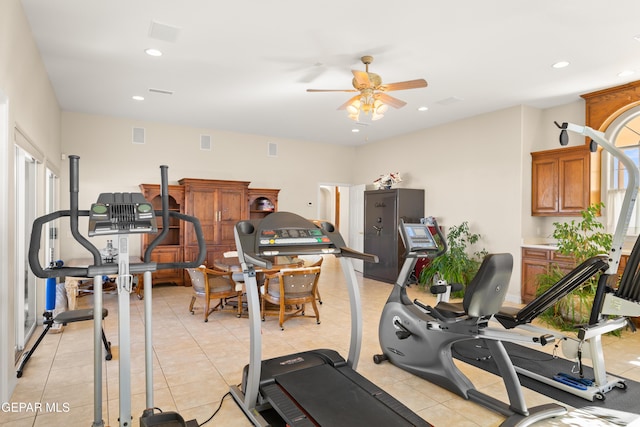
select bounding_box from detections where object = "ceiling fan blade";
[337,95,362,110]
[380,79,428,91]
[352,70,371,88]
[376,92,407,109]
[307,88,357,93]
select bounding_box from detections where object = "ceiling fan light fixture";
[374,100,388,115]
[346,100,361,115]
[371,112,384,121]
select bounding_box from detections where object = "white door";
[349,184,366,273]
[14,145,38,359]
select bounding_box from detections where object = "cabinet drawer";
[550,251,574,264]
[522,248,550,260]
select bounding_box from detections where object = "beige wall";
[60,112,357,258]
[354,106,526,302]
[0,0,62,403]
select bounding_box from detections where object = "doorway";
[317,183,366,272]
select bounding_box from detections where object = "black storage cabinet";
[363,188,424,283]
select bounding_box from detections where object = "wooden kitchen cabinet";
[531,145,590,216]
[521,247,575,303]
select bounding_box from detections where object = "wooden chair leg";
[189,296,196,314]
[204,297,211,322]
[236,292,242,317]
[310,298,320,324]
[279,299,286,330]
[316,287,322,305]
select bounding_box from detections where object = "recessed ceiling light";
[618,70,635,77]
[552,61,570,69]
[351,128,360,133]
[145,48,163,57]
[417,106,429,112]
[634,34,640,42]
[132,95,145,101]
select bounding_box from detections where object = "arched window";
[604,108,640,235]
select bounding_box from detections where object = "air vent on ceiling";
[148,21,180,43]
[132,127,145,144]
[437,96,464,106]
[149,88,173,95]
[200,135,212,151]
[267,142,278,157]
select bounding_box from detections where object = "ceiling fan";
[307,55,427,121]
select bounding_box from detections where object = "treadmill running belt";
[274,364,419,426]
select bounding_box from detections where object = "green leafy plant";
[418,221,487,297]
[536,202,612,328]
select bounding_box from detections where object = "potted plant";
[535,202,613,329]
[418,221,487,297]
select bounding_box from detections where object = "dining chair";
[185,266,242,322]
[297,255,324,304]
[261,266,321,330]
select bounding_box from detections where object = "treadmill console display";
[401,223,438,252]
[259,228,331,246]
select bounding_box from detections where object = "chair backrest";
[462,253,513,318]
[297,255,324,267]
[186,267,206,294]
[266,267,321,299]
[186,266,235,295]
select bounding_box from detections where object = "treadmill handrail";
[338,247,378,263]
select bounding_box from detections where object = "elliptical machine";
[374,218,566,427]
[28,155,206,427]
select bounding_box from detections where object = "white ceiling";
[20,0,640,146]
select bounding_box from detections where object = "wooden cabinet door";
[558,150,589,214]
[187,187,217,246]
[218,188,245,245]
[532,156,558,215]
[522,260,548,304]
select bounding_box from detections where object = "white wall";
[0,0,62,403]
[60,112,357,259]
[353,106,526,302]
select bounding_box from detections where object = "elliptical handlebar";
[28,156,207,279]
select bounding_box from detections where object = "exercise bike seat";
[433,253,513,319]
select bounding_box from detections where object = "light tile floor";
[4,256,640,427]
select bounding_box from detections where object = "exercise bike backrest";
[462,253,513,318]
[28,155,206,279]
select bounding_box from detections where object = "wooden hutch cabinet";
[139,184,186,285]
[248,188,279,220]
[140,178,280,287]
[531,144,590,216]
[179,178,250,267]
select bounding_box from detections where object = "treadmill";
[230,211,432,427]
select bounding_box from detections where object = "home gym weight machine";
[492,122,640,402]
[374,217,567,426]
[27,155,206,427]
[230,211,434,426]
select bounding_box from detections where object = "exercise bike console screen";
[401,222,438,252]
